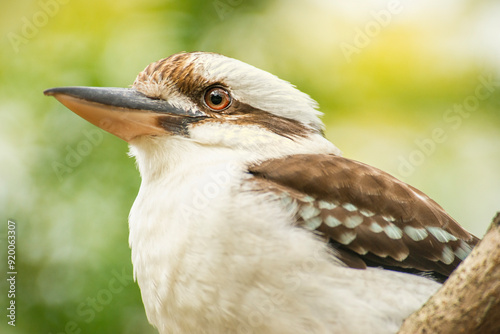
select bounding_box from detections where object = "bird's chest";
[128,162,246,330]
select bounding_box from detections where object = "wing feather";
[248,154,479,281]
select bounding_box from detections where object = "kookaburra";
[45,52,478,334]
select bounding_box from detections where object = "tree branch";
[398,212,500,334]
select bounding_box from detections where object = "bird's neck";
[128,132,341,183]
[128,137,250,185]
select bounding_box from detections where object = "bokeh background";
[1,0,499,333]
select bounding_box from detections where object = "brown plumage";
[249,154,479,282]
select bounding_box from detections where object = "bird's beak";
[44,86,206,142]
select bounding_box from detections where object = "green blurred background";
[1,0,499,333]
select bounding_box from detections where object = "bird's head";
[45,52,340,164]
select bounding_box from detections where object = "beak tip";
[43,88,59,97]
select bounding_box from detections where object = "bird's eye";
[204,87,231,111]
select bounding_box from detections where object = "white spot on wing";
[344,215,363,228]
[325,216,342,228]
[360,209,375,217]
[342,203,357,212]
[426,227,458,243]
[404,226,429,241]
[369,222,384,233]
[304,217,322,230]
[384,223,403,239]
[300,204,321,220]
[318,200,336,210]
[337,231,357,245]
[454,241,473,260]
[441,245,455,264]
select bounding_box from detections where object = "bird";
[44,52,478,334]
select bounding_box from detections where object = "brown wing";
[248,154,479,281]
